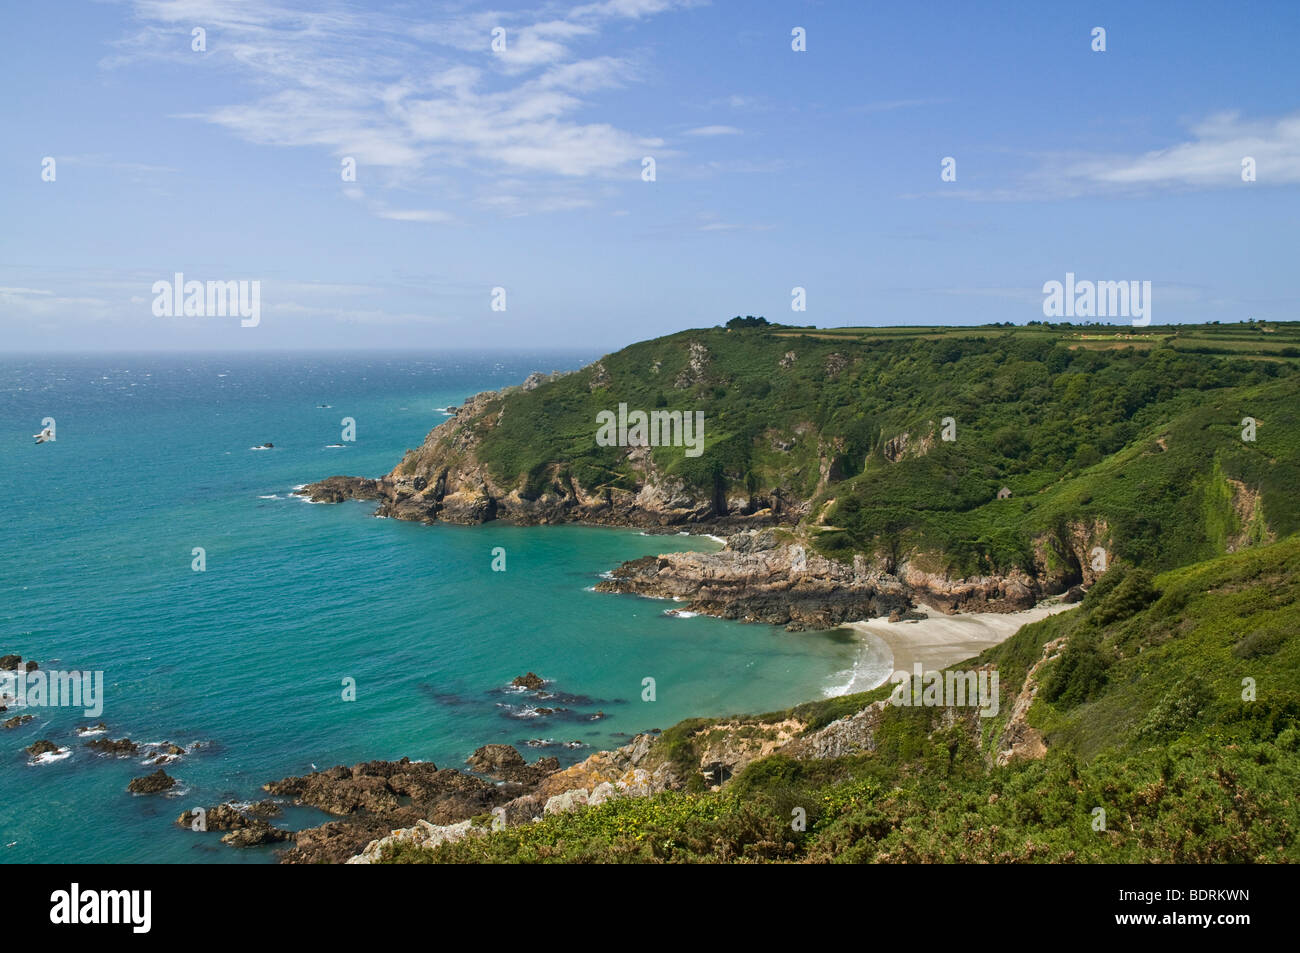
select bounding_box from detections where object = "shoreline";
[844,599,1080,689]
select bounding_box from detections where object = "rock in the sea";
[295,475,386,504]
[465,745,560,785]
[86,737,139,757]
[177,800,285,833]
[511,672,545,689]
[127,769,176,794]
[4,714,34,729]
[26,739,60,757]
[220,821,293,847]
[0,655,22,670]
[466,743,525,775]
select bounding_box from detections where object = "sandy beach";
[847,600,1080,685]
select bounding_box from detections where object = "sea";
[0,351,890,863]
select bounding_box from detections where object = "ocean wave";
[28,747,71,766]
[823,630,893,697]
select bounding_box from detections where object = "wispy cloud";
[1055,112,1300,191]
[111,0,694,215]
[910,112,1300,201]
[375,209,455,223]
[685,124,742,136]
[850,97,950,113]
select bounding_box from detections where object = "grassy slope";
[382,536,1300,863]
[374,321,1300,864]
[465,322,1300,577]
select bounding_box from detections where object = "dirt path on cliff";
[846,600,1080,683]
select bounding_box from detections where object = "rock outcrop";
[127,770,176,794]
[264,750,563,864]
[86,737,139,757]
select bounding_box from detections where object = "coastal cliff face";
[300,386,785,530]
[300,326,1295,628]
[597,526,1100,629]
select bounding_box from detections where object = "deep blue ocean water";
[0,352,870,863]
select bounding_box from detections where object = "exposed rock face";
[784,702,890,760]
[345,733,679,862]
[298,373,784,531]
[0,655,23,670]
[510,672,545,689]
[674,341,711,389]
[127,769,176,794]
[996,635,1069,766]
[533,732,676,801]
[348,819,482,864]
[4,714,33,729]
[26,739,59,757]
[595,526,1086,629]
[692,718,805,781]
[264,752,562,864]
[596,531,911,630]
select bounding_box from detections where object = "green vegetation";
[382,536,1300,863]
[465,321,1300,578]
[376,320,1300,864]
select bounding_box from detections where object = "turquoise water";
[0,352,862,863]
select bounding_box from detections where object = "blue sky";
[2,0,1298,351]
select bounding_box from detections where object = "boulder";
[466,744,526,775]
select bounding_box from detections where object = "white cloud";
[919,111,1300,201]
[117,0,691,215]
[1059,112,1300,189]
[376,209,454,223]
[685,125,741,136]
